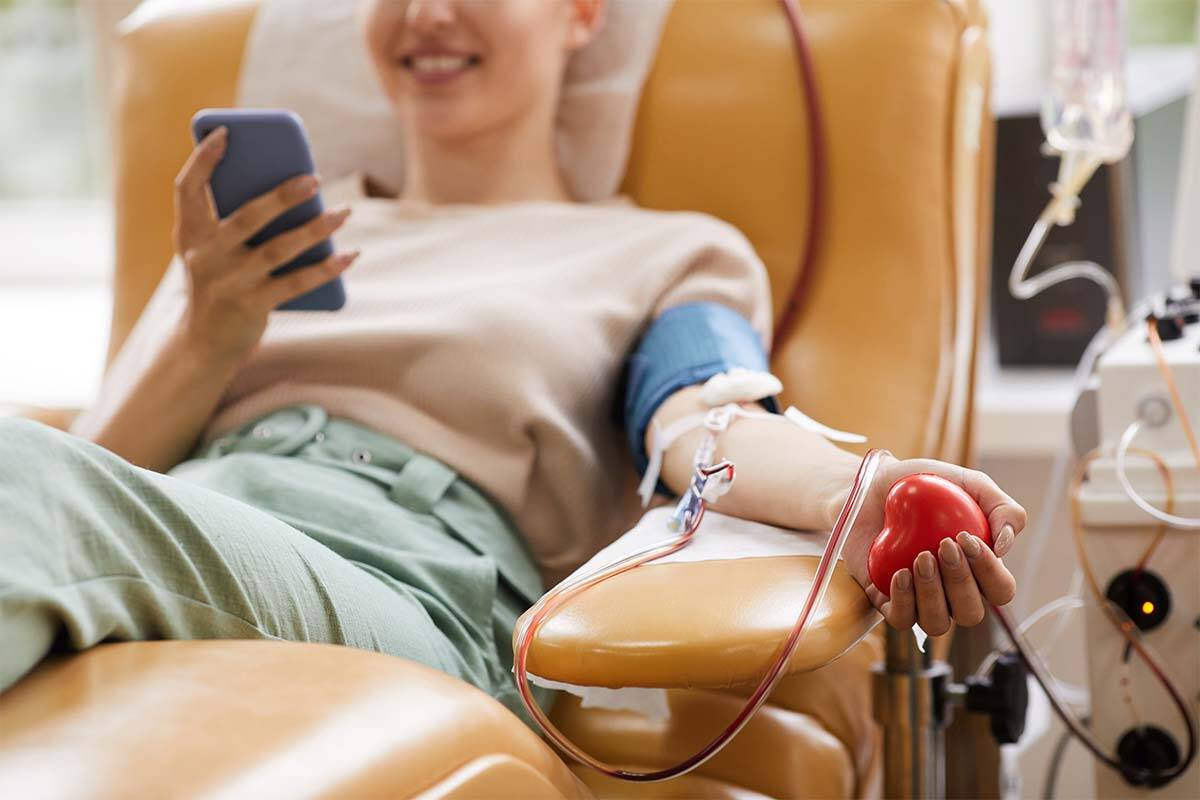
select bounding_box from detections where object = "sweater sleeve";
[649,215,774,356]
[70,257,188,439]
[621,216,777,482]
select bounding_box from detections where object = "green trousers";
[0,405,551,722]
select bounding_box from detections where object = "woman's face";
[361,0,601,143]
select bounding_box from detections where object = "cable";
[1002,58,1198,783]
[1049,447,1197,786]
[1011,294,1160,617]
[986,446,1194,789]
[1145,318,1200,473]
[1008,152,1125,328]
[1115,423,1200,530]
[981,565,1162,713]
[1097,447,1175,579]
[771,0,826,345]
[1039,569,1084,657]
[1012,329,1106,617]
[1109,316,1200,530]
[975,595,1084,682]
[1012,296,1155,618]
[1042,718,1088,800]
[992,600,1194,788]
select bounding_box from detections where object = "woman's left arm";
[650,384,1027,636]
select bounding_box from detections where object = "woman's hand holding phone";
[172,126,360,367]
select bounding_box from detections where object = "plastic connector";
[965,652,1029,745]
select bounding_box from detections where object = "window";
[1,0,112,408]
[0,0,101,201]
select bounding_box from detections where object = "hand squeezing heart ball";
[868,473,993,597]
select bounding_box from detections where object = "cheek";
[361,1,408,96]
[480,24,566,110]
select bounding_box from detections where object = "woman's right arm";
[74,127,360,472]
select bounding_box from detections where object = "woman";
[0,0,1024,723]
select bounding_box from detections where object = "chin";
[405,113,480,144]
[398,97,500,144]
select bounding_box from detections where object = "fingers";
[878,537,1007,635]
[958,468,1026,556]
[259,249,360,309]
[884,568,916,629]
[937,538,985,626]
[957,532,1016,607]
[218,174,321,248]
[888,458,1027,557]
[244,206,352,276]
[913,551,951,636]
[173,127,227,248]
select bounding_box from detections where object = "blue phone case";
[191,108,346,311]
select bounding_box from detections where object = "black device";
[991,115,1123,366]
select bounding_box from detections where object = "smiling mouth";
[400,53,482,81]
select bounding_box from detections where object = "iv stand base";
[874,626,952,799]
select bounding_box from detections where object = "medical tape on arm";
[638,370,866,507]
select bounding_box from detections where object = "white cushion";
[236,0,673,200]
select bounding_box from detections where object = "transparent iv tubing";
[1011,292,1174,618]
[1012,311,1122,616]
[993,601,1196,787]
[1061,447,1197,786]
[1111,315,1200,530]
[976,595,1089,708]
[512,448,887,782]
[1115,421,1200,529]
[989,446,1195,788]
[1015,298,1199,612]
[1019,0,1132,321]
[977,593,1084,680]
[1009,152,1125,327]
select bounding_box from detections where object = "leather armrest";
[0,641,589,800]
[523,555,879,689]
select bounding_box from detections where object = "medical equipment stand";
[1072,310,1200,797]
[876,625,1029,798]
[875,627,952,798]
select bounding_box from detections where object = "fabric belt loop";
[388,454,459,514]
[260,405,328,455]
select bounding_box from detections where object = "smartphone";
[191,108,346,311]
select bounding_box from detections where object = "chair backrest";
[109,0,992,462]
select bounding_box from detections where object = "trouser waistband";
[200,405,461,513]
[194,404,545,605]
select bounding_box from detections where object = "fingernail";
[333,205,352,220]
[294,176,317,197]
[995,524,1015,557]
[916,551,936,580]
[339,249,361,267]
[939,538,961,567]
[895,568,912,592]
[957,531,983,559]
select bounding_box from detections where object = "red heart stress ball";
[868,473,993,596]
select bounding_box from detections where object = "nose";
[406,0,456,33]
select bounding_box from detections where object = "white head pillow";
[236,0,673,201]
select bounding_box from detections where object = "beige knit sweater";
[82,174,772,584]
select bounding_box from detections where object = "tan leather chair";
[0,1,993,797]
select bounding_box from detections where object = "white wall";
[983,0,1052,117]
